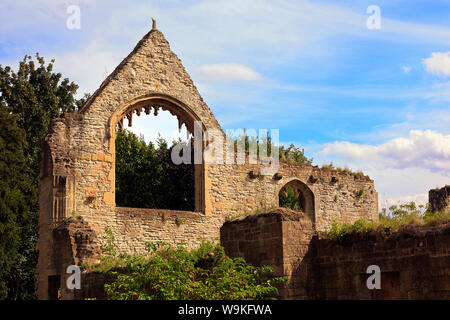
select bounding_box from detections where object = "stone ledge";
[223,208,310,226]
[115,206,207,220]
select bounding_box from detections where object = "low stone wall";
[74,271,110,300]
[220,211,285,275]
[42,212,224,300]
[60,211,450,300]
[112,207,224,253]
[221,211,450,300]
[310,222,450,300]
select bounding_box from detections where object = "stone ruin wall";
[310,223,450,300]
[37,29,224,299]
[429,185,450,214]
[111,208,223,253]
[38,28,223,244]
[221,211,450,300]
[37,27,379,299]
[57,201,448,300]
[209,162,378,232]
[220,210,316,299]
[46,220,102,300]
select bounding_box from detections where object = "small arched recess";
[278,179,315,223]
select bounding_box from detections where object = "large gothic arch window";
[279,179,315,222]
[109,96,205,213]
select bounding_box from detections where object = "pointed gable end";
[80,27,222,132]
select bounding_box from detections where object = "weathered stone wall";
[43,220,101,300]
[220,210,316,299]
[220,211,286,276]
[38,26,224,252]
[37,26,379,299]
[310,223,450,300]
[74,271,110,300]
[212,162,378,232]
[429,185,450,213]
[221,212,450,300]
[112,207,224,253]
[37,28,224,298]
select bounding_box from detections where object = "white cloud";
[318,130,450,208]
[52,38,123,96]
[126,110,191,145]
[427,81,450,102]
[314,130,450,209]
[423,51,450,76]
[321,129,450,174]
[196,63,262,82]
[370,166,448,209]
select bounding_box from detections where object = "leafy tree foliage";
[94,237,287,300]
[279,144,313,165]
[279,187,300,211]
[0,54,81,179]
[0,54,85,299]
[0,108,35,299]
[115,130,195,210]
[231,132,313,165]
[387,202,423,218]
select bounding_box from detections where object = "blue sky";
[1,0,449,208]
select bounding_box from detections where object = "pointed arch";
[278,179,315,222]
[106,94,207,213]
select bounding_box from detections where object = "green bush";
[328,219,374,243]
[91,239,287,300]
[279,187,300,211]
[328,201,450,243]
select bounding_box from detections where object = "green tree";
[115,130,195,210]
[0,54,81,181]
[388,202,422,218]
[279,144,313,165]
[115,130,160,208]
[231,132,313,165]
[0,108,35,299]
[0,54,85,299]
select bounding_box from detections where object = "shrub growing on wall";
[93,240,287,300]
[328,201,450,243]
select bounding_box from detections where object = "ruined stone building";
[38,24,401,300]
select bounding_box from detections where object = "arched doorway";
[107,95,205,213]
[279,179,315,222]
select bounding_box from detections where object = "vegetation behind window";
[115,130,195,211]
